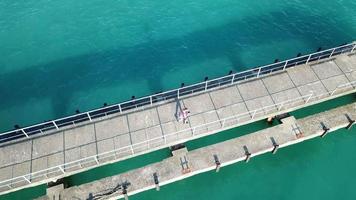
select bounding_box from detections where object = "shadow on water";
[0,8,353,129]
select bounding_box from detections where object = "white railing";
[0,42,355,144]
[1,79,355,191]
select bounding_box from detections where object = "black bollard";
[103,103,108,107]
[270,137,279,154]
[228,70,233,75]
[131,96,135,100]
[345,114,355,130]
[14,124,20,129]
[243,145,251,163]
[317,47,322,52]
[75,109,80,114]
[320,122,330,138]
[204,76,209,81]
[297,53,302,57]
[153,173,160,191]
[274,59,279,63]
[213,154,221,172]
[181,83,185,87]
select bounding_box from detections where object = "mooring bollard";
[320,122,330,138]
[270,137,279,154]
[345,114,355,130]
[153,173,160,191]
[243,146,251,163]
[213,154,221,172]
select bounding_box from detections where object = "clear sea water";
[0,0,356,199]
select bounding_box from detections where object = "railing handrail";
[0,42,355,142]
[1,79,355,188]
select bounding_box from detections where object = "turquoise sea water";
[0,0,356,199]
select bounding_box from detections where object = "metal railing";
[1,79,355,191]
[0,42,355,144]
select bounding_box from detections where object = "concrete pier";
[35,102,356,200]
[1,49,356,195]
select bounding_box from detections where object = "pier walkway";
[1,43,356,195]
[36,101,356,200]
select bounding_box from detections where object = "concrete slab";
[245,96,276,117]
[182,93,215,114]
[287,65,319,86]
[237,80,269,100]
[209,86,243,108]
[64,125,95,149]
[297,81,328,100]
[216,103,249,127]
[127,109,160,132]
[262,72,294,94]
[113,133,132,150]
[0,141,32,167]
[189,111,221,135]
[321,75,351,93]
[94,116,129,140]
[334,55,356,73]
[161,121,191,143]
[156,101,183,124]
[97,139,115,162]
[311,60,343,79]
[32,132,63,159]
[271,88,303,109]
[0,166,12,182]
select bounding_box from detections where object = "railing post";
[86,112,92,122]
[119,104,122,113]
[177,89,180,99]
[52,121,59,130]
[278,102,284,111]
[331,87,338,96]
[329,48,336,58]
[231,74,236,84]
[23,176,31,184]
[164,135,167,144]
[205,81,208,91]
[305,92,314,103]
[306,54,312,64]
[21,129,29,138]
[221,119,226,128]
[130,146,134,154]
[192,127,196,136]
[257,67,262,78]
[150,96,153,105]
[251,110,257,119]
[282,61,288,71]
[59,166,65,173]
[352,44,356,53]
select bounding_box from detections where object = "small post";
[231,73,236,84]
[23,176,31,184]
[213,154,221,172]
[59,166,65,173]
[123,190,129,200]
[177,89,180,99]
[270,137,279,154]
[94,156,99,165]
[306,92,313,103]
[243,146,251,163]
[351,44,356,53]
[205,81,208,91]
[283,60,288,70]
[329,48,336,58]
[257,67,262,78]
[345,114,355,130]
[150,96,153,105]
[251,110,257,119]
[21,129,29,138]
[52,121,59,130]
[278,102,284,111]
[320,122,330,138]
[119,104,122,113]
[306,54,312,64]
[153,173,160,191]
[86,112,92,122]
